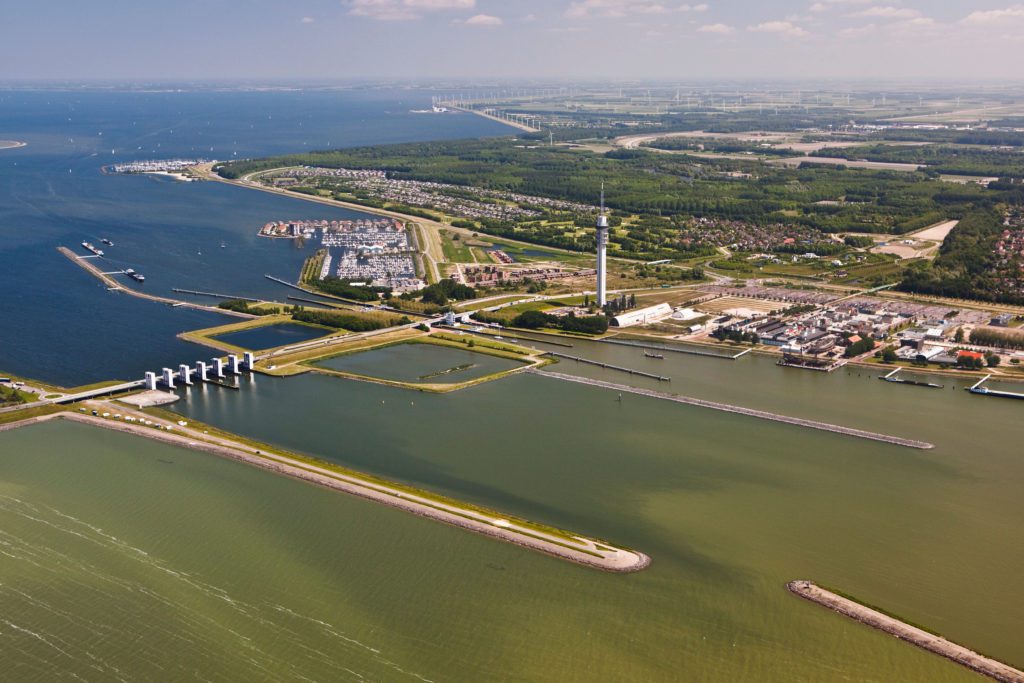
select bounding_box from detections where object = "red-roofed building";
[957,350,984,361]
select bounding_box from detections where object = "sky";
[3,0,1024,82]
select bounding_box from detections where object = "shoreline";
[787,581,1023,682]
[0,410,650,573]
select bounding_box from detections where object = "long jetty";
[601,337,747,359]
[532,370,933,449]
[788,581,1024,682]
[1,410,649,574]
[59,247,254,319]
[542,352,670,382]
[172,288,259,302]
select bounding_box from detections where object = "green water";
[313,342,523,383]
[3,338,1022,680]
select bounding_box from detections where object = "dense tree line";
[292,309,409,331]
[218,299,282,315]
[472,308,609,334]
[400,278,475,306]
[312,277,388,302]
[844,336,877,357]
[897,209,1023,304]
[969,327,1024,350]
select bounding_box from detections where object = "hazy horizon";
[5,1,1024,82]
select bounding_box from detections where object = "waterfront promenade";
[788,581,1024,682]
[533,369,934,449]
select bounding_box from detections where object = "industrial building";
[610,303,673,327]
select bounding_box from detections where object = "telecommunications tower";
[596,184,609,307]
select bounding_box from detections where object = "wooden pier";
[531,370,933,449]
[542,352,670,382]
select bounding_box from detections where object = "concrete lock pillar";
[144,372,157,391]
[228,355,240,374]
[196,361,209,382]
[213,358,226,378]
[179,364,193,386]
[243,352,255,370]
[162,367,175,389]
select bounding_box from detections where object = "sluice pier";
[532,370,933,449]
[787,581,1024,683]
[542,352,670,382]
[602,338,747,360]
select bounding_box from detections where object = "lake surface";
[0,89,509,385]
[314,342,522,383]
[214,322,329,350]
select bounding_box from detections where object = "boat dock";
[879,367,943,389]
[788,581,1024,683]
[602,338,748,360]
[542,353,670,382]
[967,375,1024,400]
[531,369,933,449]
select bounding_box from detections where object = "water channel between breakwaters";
[160,333,1024,678]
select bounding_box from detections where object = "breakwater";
[59,247,253,319]
[532,370,933,449]
[787,581,1024,682]
[543,352,670,382]
[1,409,649,573]
[601,338,742,359]
[172,288,260,302]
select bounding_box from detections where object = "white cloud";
[748,20,809,37]
[961,5,1024,25]
[849,6,920,20]
[698,22,734,33]
[810,0,869,9]
[405,0,474,7]
[300,16,314,23]
[347,0,475,21]
[461,13,502,25]
[566,1,707,19]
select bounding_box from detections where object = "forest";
[217,136,1016,261]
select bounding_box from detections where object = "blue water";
[0,90,510,385]
[213,322,329,351]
